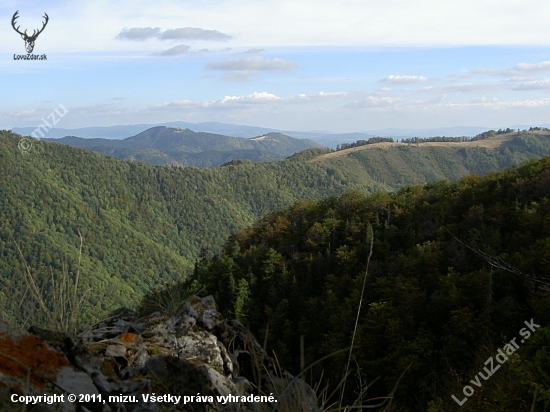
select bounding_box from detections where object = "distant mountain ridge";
[17,121,550,148]
[14,121,550,150]
[44,126,322,167]
[12,121,277,140]
[12,122,492,146]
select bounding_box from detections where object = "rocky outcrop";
[0,296,318,412]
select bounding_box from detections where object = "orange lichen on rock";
[0,334,70,387]
[119,333,140,343]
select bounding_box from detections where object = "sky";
[2,0,550,133]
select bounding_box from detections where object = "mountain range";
[2,128,550,326]
[43,127,323,167]
[15,121,550,148]
[2,127,550,410]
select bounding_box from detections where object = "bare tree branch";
[438,222,550,288]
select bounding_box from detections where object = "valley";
[1,127,550,410]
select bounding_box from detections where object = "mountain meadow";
[1,128,550,409]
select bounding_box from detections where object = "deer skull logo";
[11,11,49,54]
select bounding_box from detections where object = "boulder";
[0,296,319,412]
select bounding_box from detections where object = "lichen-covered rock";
[0,296,319,412]
[0,322,100,412]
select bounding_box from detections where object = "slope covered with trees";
[1,128,550,335]
[192,157,550,411]
[0,131,369,326]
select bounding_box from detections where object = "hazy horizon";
[2,1,550,132]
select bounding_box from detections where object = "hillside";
[44,127,322,167]
[1,129,550,328]
[0,130,370,327]
[310,130,550,186]
[311,130,516,161]
[192,156,550,411]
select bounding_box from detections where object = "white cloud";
[446,98,550,109]
[218,92,281,105]
[464,61,550,78]
[242,48,266,54]
[510,61,550,73]
[421,83,499,94]
[116,27,161,41]
[8,87,550,132]
[206,57,299,71]
[5,0,550,55]
[11,109,40,118]
[158,28,231,41]
[170,90,347,103]
[511,79,550,91]
[125,95,550,114]
[117,26,231,42]
[293,91,348,101]
[69,103,119,114]
[380,75,432,84]
[346,96,402,109]
[153,100,197,108]
[151,44,191,56]
[218,91,347,105]
[151,92,281,110]
[469,96,495,104]
[205,56,299,81]
[150,91,347,110]
[219,71,258,82]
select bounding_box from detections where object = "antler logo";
[11,11,49,54]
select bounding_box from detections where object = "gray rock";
[105,344,127,357]
[0,296,318,412]
[133,348,149,366]
[146,355,237,411]
[56,366,100,396]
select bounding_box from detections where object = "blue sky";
[2,0,550,133]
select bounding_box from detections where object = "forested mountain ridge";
[310,129,550,187]
[1,128,550,329]
[312,129,518,160]
[44,127,322,167]
[46,127,550,179]
[0,130,370,326]
[192,156,550,411]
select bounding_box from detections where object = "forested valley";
[1,128,550,410]
[191,157,550,411]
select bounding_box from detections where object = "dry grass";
[309,134,519,163]
[10,230,92,333]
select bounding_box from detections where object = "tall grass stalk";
[339,224,374,407]
[12,230,91,333]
